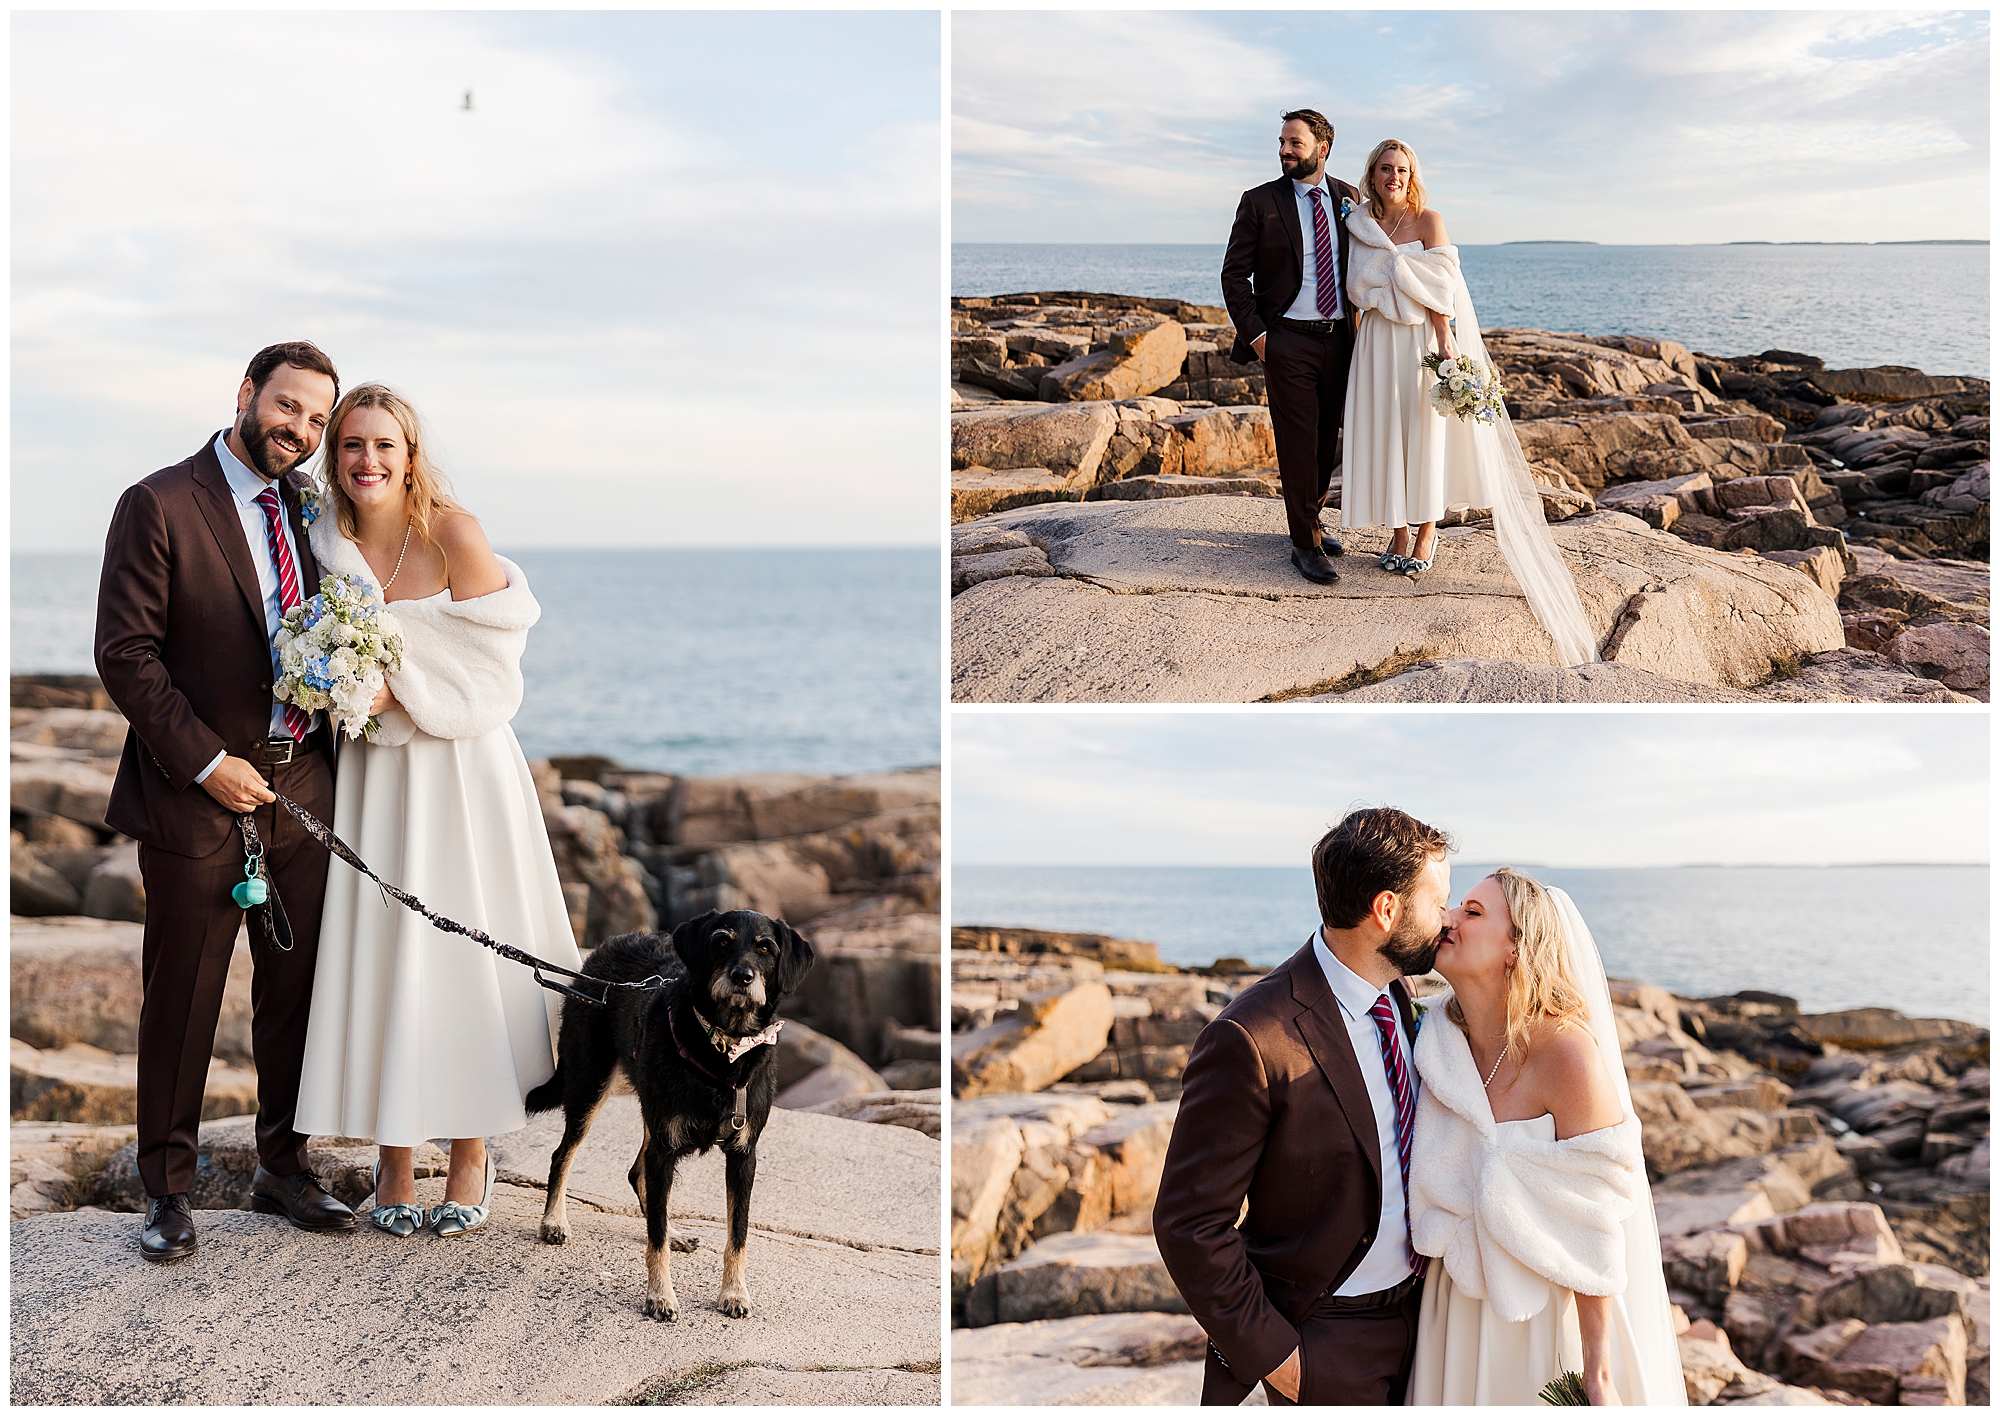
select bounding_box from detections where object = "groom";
[1154,807,1452,1405]
[1220,108,1361,586]
[94,342,356,1262]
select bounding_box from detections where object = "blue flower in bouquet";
[273,572,406,742]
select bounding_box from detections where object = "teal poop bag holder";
[232,858,268,908]
[232,810,294,951]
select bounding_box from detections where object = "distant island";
[1730,240,1989,247]
[1502,239,1599,245]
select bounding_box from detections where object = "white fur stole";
[1343,208,1461,326]
[1406,993,1644,1321]
[307,516,539,746]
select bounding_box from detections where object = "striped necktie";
[1368,993,1419,1273]
[1308,188,1341,319]
[254,487,312,742]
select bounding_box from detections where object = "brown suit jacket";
[1153,942,1420,1392]
[1220,174,1361,365]
[94,434,337,858]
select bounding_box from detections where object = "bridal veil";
[1550,886,1689,1404]
[1344,210,1602,666]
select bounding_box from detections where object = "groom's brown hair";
[1312,807,1452,929]
[1281,108,1334,150]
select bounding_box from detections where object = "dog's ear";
[671,910,726,977]
[774,919,816,996]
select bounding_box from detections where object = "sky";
[953,9,1992,245]
[952,711,1992,868]
[11,11,941,553]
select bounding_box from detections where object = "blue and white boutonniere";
[1339,196,1356,219]
[298,486,323,527]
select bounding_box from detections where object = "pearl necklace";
[379,521,413,592]
[1482,1041,1510,1088]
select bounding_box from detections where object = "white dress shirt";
[1311,928,1417,1295]
[193,432,319,783]
[1282,175,1345,323]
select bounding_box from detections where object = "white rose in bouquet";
[272,573,407,741]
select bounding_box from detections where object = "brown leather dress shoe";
[248,1165,357,1231]
[140,1193,198,1262]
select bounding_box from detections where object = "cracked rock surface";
[8,1099,939,1405]
[951,498,1847,702]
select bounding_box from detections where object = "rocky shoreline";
[9,674,942,1404]
[949,927,1990,1407]
[951,293,1989,703]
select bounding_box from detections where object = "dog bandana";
[700,1014,783,1063]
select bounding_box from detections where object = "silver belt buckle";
[261,737,296,765]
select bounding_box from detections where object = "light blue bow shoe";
[427,1145,496,1238]
[368,1160,428,1238]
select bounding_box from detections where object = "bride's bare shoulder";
[1526,1019,1622,1136]
[433,509,507,598]
[1415,207,1450,247]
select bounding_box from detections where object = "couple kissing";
[1153,808,1686,1405]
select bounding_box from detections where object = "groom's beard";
[239,405,308,481]
[1378,912,1444,977]
[1280,152,1323,184]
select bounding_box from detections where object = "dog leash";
[232,792,665,1009]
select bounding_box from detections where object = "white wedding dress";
[1342,239,1484,531]
[1342,208,1600,667]
[1405,890,1687,1405]
[295,520,578,1146]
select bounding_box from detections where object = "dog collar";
[698,1012,782,1064]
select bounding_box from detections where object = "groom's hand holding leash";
[202,757,277,813]
[1265,1348,1302,1402]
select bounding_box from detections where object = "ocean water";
[953,242,1991,379]
[11,547,940,778]
[952,864,1991,1027]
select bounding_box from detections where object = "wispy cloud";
[951,712,1991,868]
[13,11,941,552]
[952,9,1990,244]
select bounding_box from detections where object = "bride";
[294,384,580,1238]
[1342,139,1600,667]
[1407,868,1686,1405]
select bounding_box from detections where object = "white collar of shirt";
[1291,174,1329,201]
[214,431,282,508]
[1311,927,1401,1028]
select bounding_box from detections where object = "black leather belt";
[1277,316,1342,336]
[1319,1266,1424,1313]
[256,733,317,766]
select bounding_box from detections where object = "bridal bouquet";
[1423,352,1506,424]
[273,574,406,741]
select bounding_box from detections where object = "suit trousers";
[1263,322,1355,551]
[135,745,335,1196]
[1277,1280,1424,1406]
[1200,1278,1423,1406]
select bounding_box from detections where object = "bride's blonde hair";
[1362,138,1428,221]
[1445,867,1591,1062]
[318,383,462,551]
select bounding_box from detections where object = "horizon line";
[11,541,943,558]
[955,860,1991,871]
[952,239,1992,249]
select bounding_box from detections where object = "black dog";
[525,909,814,1321]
